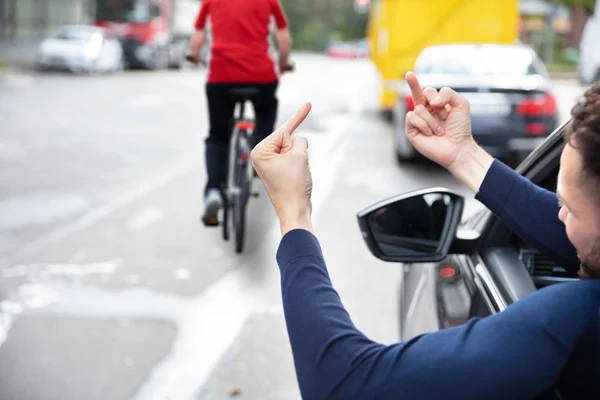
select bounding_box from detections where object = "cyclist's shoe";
[202,188,222,227]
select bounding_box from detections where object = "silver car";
[394,44,559,163]
[37,25,124,74]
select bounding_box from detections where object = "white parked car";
[37,25,124,74]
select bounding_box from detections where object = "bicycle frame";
[225,100,254,203]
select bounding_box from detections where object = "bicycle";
[186,53,294,253]
[222,86,260,253]
[221,64,295,254]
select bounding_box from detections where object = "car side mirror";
[357,188,465,263]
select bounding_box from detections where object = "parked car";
[394,44,559,163]
[37,25,124,74]
[578,5,600,85]
[325,39,369,59]
[357,119,575,396]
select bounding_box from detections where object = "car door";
[399,120,572,341]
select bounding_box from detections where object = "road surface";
[0,54,587,400]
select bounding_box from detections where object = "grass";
[547,62,577,74]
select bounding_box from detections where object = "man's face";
[557,143,600,279]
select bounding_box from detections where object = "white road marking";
[127,207,164,231]
[0,301,22,349]
[174,268,191,281]
[1,259,122,279]
[3,156,200,267]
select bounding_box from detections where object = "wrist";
[278,203,313,236]
[448,140,494,193]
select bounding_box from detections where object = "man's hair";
[565,82,600,190]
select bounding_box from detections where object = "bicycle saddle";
[229,87,260,98]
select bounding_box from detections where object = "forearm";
[275,29,291,64]
[188,30,206,54]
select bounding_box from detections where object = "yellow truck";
[367,0,520,117]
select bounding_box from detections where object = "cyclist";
[186,0,292,226]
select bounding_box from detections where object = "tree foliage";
[279,0,369,50]
[547,0,596,13]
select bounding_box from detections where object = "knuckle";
[414,104,426,114]
[423,87,437,96]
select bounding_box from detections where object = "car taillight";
[526,123,547,136]
[517,92,557,116]
[405,93,415,111]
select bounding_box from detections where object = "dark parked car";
[394,44,559,163]
[358,120,577,399]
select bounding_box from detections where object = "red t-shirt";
[194,0,288,84]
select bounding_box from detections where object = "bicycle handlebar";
[185,53,295,74]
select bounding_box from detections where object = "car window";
[415,46,537,76]
[54,28,95,42]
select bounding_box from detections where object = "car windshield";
[415,46,537,76]
[95,0,152,23]
[53,28,96,42]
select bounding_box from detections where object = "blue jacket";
[276,160,600,400]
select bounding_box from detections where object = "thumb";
[280,127,294,154]
[291,136,308,155]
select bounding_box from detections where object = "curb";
[0,61,38,75]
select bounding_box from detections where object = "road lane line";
[127,207,165,231]
[3,156,201,267]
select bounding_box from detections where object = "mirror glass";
[367,193,451,257]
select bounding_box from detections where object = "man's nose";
[558,206,567,223]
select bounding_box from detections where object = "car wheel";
[168,42,184,69]
[394,122,419,164]
[113,58,125,73]
[381,109,394,123]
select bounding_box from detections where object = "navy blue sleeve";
[475,159,580,273]
[277,229,600,400]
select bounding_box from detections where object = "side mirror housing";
[357,188,465,263]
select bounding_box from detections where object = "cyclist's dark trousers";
[204,81,278,195]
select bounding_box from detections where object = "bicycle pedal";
[202,216,220,227]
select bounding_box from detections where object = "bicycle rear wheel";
[222,196,230,241]
[232,134,251,253]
